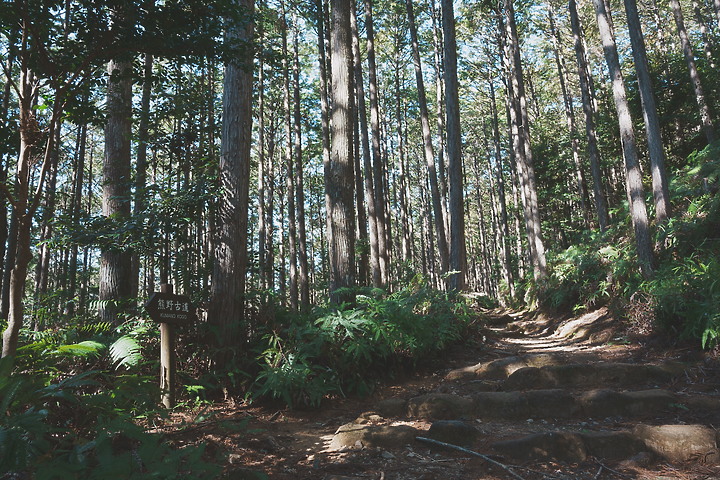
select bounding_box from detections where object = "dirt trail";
[174,308,720,479]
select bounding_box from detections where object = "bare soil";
[161,308,720,479]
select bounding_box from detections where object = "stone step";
[377,389,720,421]
[492,424,720,464]
[328,421,720,466]
[447,356,687,390]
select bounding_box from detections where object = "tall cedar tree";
[209,0,254,357]
[327,0,357,304]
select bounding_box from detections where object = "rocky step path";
[325,308,720,479]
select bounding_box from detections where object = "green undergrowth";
[248,281,475,408]
[537,142,720,348]
[1,320,221,479]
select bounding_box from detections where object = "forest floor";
[163,308,720,479]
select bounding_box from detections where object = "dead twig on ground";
[595,459,631,479]
[416,436,525,480]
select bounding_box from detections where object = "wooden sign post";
[145,284,197,408]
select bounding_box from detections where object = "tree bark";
[328,0,356,304]
[406,0,450,277]
[504,0,547,280]
[592,0,654,277]
[293,18,310,310]
[350,1,381,288]
[210,0,254,354]
[441,0,466,291]
[364,0,389,287]
[569,0,610,232]
[623,0,672,224]
[99,59,133,325]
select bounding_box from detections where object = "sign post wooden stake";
[145,284,196,409]
[159,283,175,408]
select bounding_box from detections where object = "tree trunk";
[99,59,133,325]
[210,0,254,354]
[569,0,610,232]
[504,0,547,281]
[623,0,672,224]
[592,0,654,277]
[488,78,515,299]
[328,0,356,304]
[3,58,61,357]
[132,54,153,298]
[293,19,310,309]
[316,0,333,300]
[364,0,389,287]
[441,0,466,291]
[280,3,298,311]
[406,0,450,277]
[350,1,381,288]
[669,0,716,144]
[257,17,268,293]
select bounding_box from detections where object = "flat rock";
[493,430,650,464]
[472,391,527,419]
[329,424,419,451]
[445,353,565,381]
[376,398,407,418]
[492,432,588,462]
[427,420,480,446]
[579,389,676,417]
[503,363,679,390]
[407,393,474,420]
[580,431,648,460]
[633,424,720,463]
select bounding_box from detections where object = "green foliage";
[536,228,640,314]
[641,143,720,347]
[249,283,474,408]
[1,329,222,480]
[536,142,720,349]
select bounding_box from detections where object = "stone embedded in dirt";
[471,391,526,419]
[445,353,565,381]
[407,393,474,420]
[579,431,648,460]
[623,390,678,415]
[618,451,656,469]
[579,389,628,417]
[524,389,579,419]
[502,362,678,391]
[579,389,676,417]
[375,398,407,418]
[426,420,480,446]
[492,430,652,463]
[492,432,589,462]
[633,424,720,463]
[328,423,419,451]
[463,379,500,392]
[681,394,720,418]
[353,411,384,424]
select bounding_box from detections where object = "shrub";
[248,282,473,407]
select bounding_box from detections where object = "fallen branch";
[595,459,631,479]
[416,436,525,480]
